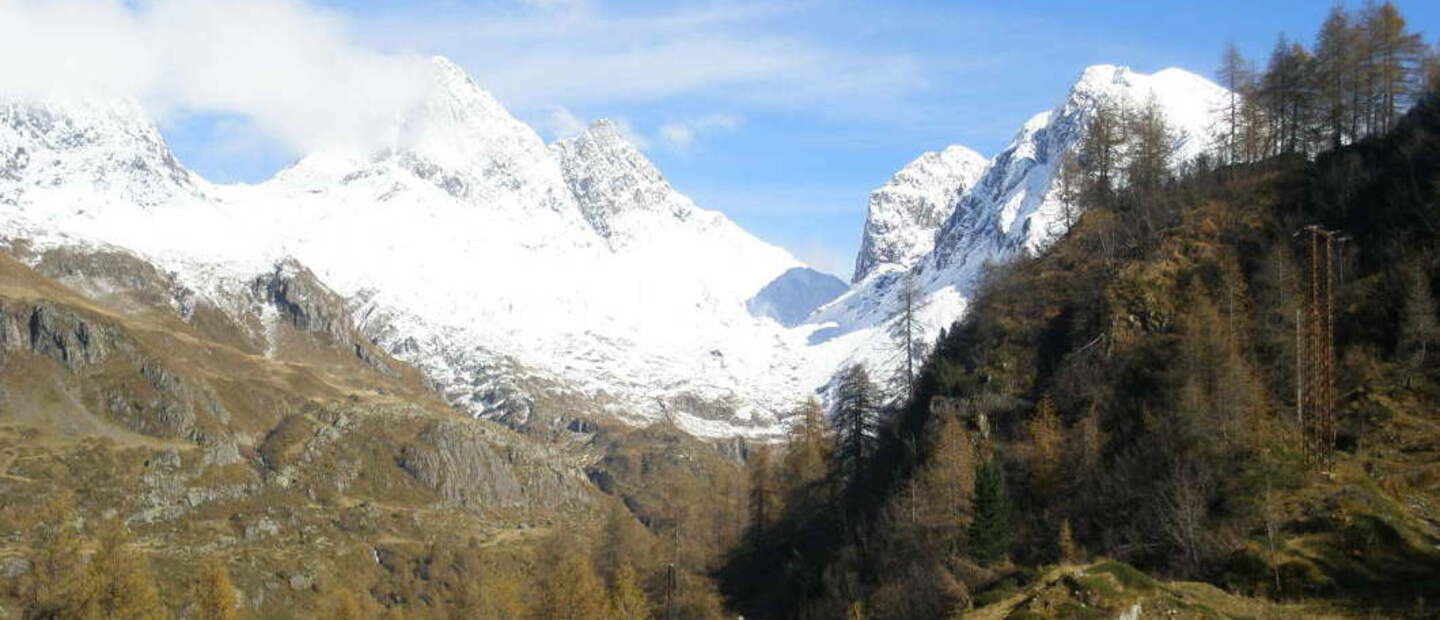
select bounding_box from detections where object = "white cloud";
[358,3,925,114]
[608,117,651,151]
[0,0,932,170]
[794,238,852,280]
[0,0,430,155]
[540,105,587,141]
[660,114,743,151]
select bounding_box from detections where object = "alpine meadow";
[0,1,1439,619]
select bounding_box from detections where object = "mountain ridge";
[0,56,814,439]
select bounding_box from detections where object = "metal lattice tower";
[1300,226,1338,458]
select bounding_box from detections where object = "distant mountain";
[747,267,849,328]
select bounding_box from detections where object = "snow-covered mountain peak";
[273,56,582,224]
[809,64,1231,408]
[0,95,200,209]
[851,144,988,283]
[1061,65,1227,158]
[551,118,698,248]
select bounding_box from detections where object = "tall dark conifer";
[832,364,879,512]
[967,461,1013,566]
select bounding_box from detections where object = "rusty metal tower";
[1299,225,1339,459]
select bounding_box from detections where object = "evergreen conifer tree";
[967,461,1013,566]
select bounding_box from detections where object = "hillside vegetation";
[722,7,1440,618]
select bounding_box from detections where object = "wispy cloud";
[607,117,651,150]
[357,2,926,115]
[793,238,853,280]
[0,0,430,155]
[539,104,587,141]
[660,114,743,152]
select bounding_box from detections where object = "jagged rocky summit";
[804,64,1230,395]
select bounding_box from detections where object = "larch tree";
[88,522,168,620]
[1124,97,1176,237]
[1400,261,1438,383]
[192,557,239,620]
[325,589,365,620]
[747,443,779,534]
[832,364,879,511]
[1315,6,1358,148]
[1367,1,1426,131]
[910,412,977,556]
[1080,98,1126,208]
[1424,43,1440,94]
[1055,147,1085,231]
[607,563,649,620]
[888,271,930,402]
[597,500,653,586]
[1025,395,1065,498]
[23,495,94,620]
[532,534,608,620]
[781,398,831,506]
[1217,40,1254,162]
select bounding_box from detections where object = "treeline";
[720,3,1440,618]
[1215,1,1438,161]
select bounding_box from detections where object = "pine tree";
[1124,97,1175,236]
[967,461,1013,566]
[192,557,239,620]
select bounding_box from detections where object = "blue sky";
[143,0,1440,278]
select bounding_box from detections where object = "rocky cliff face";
[552,119,697,248]
[0,97,202,208]
[852,145,987,283]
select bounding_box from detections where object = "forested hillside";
[722,5,1440,618]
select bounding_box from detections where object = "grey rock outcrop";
[400,419,590,510]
